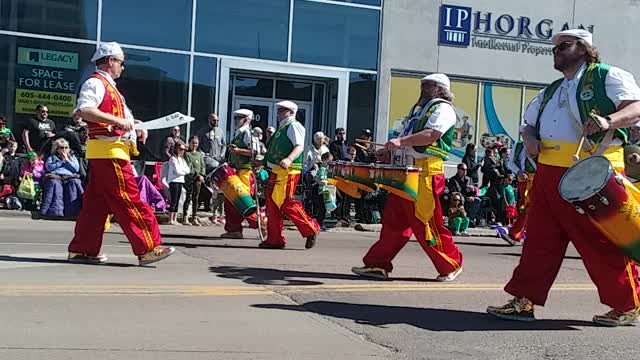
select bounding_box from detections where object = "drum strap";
[414,157,445,246]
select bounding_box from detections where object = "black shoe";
[258,242,285,249]
[305,234,317,249]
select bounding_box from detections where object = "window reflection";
[102,0,192,50]
[329,0,381,5]
[292,0,380,70]
[196,0,289,61]
[276,80,312,102]
[234,76,273,98]
[191,56,217,141]
[347,72,377,142]
[118,48,189,156]
[0,0,98,40]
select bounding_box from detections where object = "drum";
[327,178,362,199]
[559,156,640,263]
[374,164,421,201]
[344,162,376,193]
[210,163,257,218]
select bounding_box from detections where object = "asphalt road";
[0,214,638,359]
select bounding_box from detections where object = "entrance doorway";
[233,97,312,131]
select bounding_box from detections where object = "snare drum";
[559,156,640,263]
[210,163,257,218]
[374,164,421,201]
[345,162,376,193]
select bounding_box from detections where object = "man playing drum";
[220,109,267,239]
[68,42,175,266]
[260,101,320,249]
[351,74,463,281]
[502,140,537,245]
[487,29,640,326]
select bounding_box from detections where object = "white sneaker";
[436,267,463,282]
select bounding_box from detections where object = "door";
[233,98,273,132]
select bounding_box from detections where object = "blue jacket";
[45,154,79,176]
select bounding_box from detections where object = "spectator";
[265,126,276,147]
[314,152,333,231]
[355,129,375,163]
[167,141,190,225]
[329,127,348,161]
[198,113,226,169]
[183,136,206,225]
[304,131,330,173]
[448,192,470,236]
[498,147,512,176]
[461,143,480,185]
[1,140,22,188]
[481,148,499,188]
[22,104,56,154]
[39,138,83,218]
[251,127,267,156]
[447,163,481,221]
[162,126,183,162]
[0,115,16,152]
[346,146,357,162]
[19,152,44,210]
[502,174,517,226]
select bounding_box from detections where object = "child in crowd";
[19,152,44,210]
[167,141,190,225]
[502,174,517,226]
[315,152,334,231]
[183,136,206,226]
[448,192,470,236]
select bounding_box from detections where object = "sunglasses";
[552,40,577,54]
[58,146,69,149]
[111,58,126,66]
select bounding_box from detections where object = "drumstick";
[573,136,585,162]
[542,145,560,150]
[354,138,387,147]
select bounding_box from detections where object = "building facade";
[0,0,380,154]
[376,0,640,169]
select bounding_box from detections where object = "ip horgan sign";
[438,4,594,56]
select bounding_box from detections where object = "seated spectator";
[0,115,16,152]
[19,152,44,210]
[39,138,83,218]
[447,163,481,221]
[448,192,470,236]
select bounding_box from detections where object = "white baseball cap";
[91,42,124,63]
[233,109,254,120]
[551,29,593,46]
[421,73,451,90]
[276,100,298,114]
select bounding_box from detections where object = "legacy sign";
[438,4,594,56]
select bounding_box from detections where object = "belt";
[538,140,624,172]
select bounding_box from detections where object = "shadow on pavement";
[253,301,596,331]
[455,241,514,248]
[0,255,137,267]
[159,241,304,251]
[489,253,581,261]
[209,266,401,286]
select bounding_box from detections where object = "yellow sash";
[539,140,624,172]
[86,139,133,161]
[270,166,302,209]
[414,157,444,245]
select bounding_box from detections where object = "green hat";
[27,151,36,159]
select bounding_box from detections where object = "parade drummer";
[487,29,640,326]
[502,140,537,245]
[220,109,267,239]
[351,73,463,281]
[260,100,320,249]
[67,42,175,266]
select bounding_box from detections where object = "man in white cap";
[352,73,463,282]
[488,29,640,326]
[221,109,267,239]
[67,42,175,266]
[261,100,320,249]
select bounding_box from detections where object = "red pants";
[69,159,161,256]
[363,174,463,275]
[224,171,259,233]
[264,172,319,245]
[505,164,640,311]
[509,180,529,241]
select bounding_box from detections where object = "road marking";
[0,283,597,296]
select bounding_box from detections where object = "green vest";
[514,141,536,173]
[536,63,628,145]
[265,118,303,170]
[411,99,454,161]
[227,126,252,170]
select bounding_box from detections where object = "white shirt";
[524,63,640,144]
[304,144,330,169]
[76,68,135,141]
[401,100,457,159]
[168,156,190,183]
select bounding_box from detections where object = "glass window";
[313,83,325,135]
[0,0,98,40]
[478,83,522,152]
[118,48,189,157]
[234,76,273,98]
[330,0,381,6]
[196,0,289,61]
[190,56,217,142]
[449,80,479,162]
[276,80,312,102]
[347,73,377,143]
[292,1,380,70]
[0,35,96,149]
[102,0,192,50]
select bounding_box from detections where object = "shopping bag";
[17,173,36,200]
[322,184,337,211]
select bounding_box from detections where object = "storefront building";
[376,0,640,170]
[0,0,380,154]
